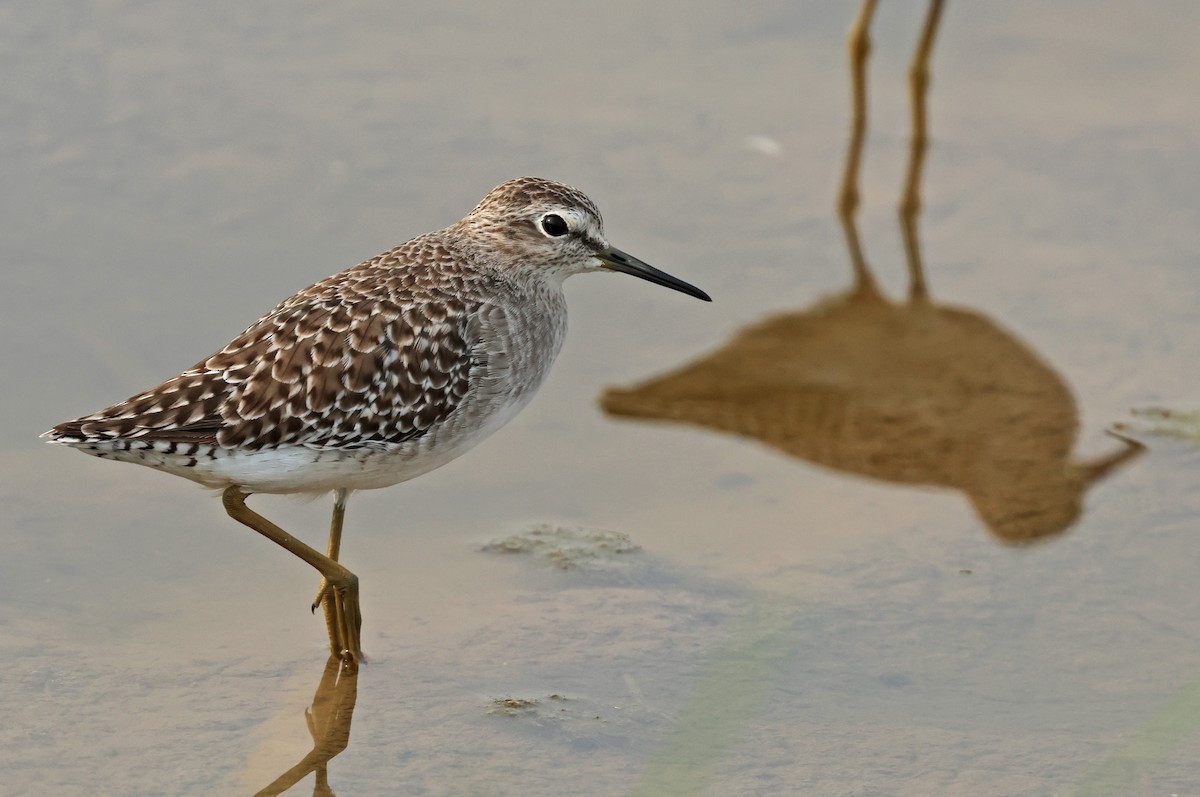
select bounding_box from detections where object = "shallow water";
[3,1,1199,795]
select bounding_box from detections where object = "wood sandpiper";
[45,176,710,660]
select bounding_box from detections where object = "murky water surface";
[3,2,1199,795]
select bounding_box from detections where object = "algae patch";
[480,524,642,570]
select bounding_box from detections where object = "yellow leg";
[899,0,947,302]
[838,0,881,297]
[312,488,349,614]
[222,486,361,661]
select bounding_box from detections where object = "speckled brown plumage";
[53,241,482,452]
[46,176,709,496]
[43,175,709,661]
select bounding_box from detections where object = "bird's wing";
[49,292,482,450]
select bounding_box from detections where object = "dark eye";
[540,214,569,237]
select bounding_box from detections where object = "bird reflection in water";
[602,0,1142,544]
[254,657,358,797]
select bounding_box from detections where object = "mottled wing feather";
[51,291,480,451]
[52,370,230,443]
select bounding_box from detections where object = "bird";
[601,0,1142,545]
[44,176,711,660]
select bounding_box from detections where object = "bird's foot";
[322,572,365,663]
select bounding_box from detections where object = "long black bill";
[595,246,712,302]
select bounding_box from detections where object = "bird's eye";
[540,214,569,237]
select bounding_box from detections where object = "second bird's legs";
[837,0,881,298]
[839,0,946,301]
[222,486,362,661]
[899,0,946,302]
